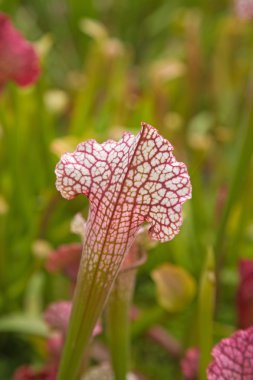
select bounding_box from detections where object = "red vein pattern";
[207,328,253,380]
[0,13,40,90]
[55,122,191,284]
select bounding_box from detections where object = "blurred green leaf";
[0,314,49,337]
[151,263,196,313]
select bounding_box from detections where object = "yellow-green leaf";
[151,263,196,313]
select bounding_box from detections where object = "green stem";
[106,269,136,380]
[198,247,216,380]
[56,260,113,380]
[215,70,253,256]
[131,307,166,337]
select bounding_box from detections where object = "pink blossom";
[235,0,253,20]
[180,347,199,380]
[44,301,72,333]
[46,243,82,280]
[14,301,102,379]
[13,365,57,380]
[237,259,253,328]
[207,327,253,379]
[47,333,63,362]
[120,233,146,272]
[0,13,40,90]
[44,301,102,337]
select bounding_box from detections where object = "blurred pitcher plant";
[54,122,192,379]
[0,12,40,91]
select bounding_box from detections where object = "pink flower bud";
[181,347,199,380]
[237,259,253,328]
[235,0,253,20]
[46,243,82,280]
[13,365,57,380]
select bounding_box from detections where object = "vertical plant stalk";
[56,233,126,380]
[106,269,136,380]
[106,246,146,380]
[215,69,253,256]
[198,248,216,380]
[55,123,192,380]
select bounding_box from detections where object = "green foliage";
[0,0,253,379]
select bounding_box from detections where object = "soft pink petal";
[235,0,253,20]
[181,347,199,380]
[44,301,71,333]
[47,332,63,362]
[93,320,102,337]
[13,365,57,380]
[237,259,253,328]
[207,327,253,380]
[0,13,40,89]
[46,243,82,280]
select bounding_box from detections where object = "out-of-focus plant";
[151,263,196,313]
[0,12,40,90]
[12,300,102,380]
[235,0,253,20]
[237,259,253,328]
[46,243,82,284]
[180,347,199,380]
[198,249,216,380]
[13,365,56,380]
[82,362,138,380]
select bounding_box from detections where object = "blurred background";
[0,0,253,379]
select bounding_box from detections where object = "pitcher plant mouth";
[55,122,192,380]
